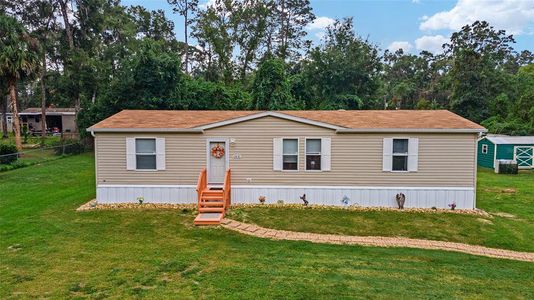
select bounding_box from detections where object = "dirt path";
[221,219,534,262]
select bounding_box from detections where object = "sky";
[122,0,534,54]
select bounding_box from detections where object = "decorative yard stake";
[300,194,308,206]
[258,195,266,204]
[396,193,406,209]
[448,202,456,210]
[137,196,144,204]
[341,195,350,206]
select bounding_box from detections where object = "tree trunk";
[184,2,189,74]
[8,79,22,150]
[59,0,74,50]
[1,95,7,139]
[41,51,47,145]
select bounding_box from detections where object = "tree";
[192,0,237,83]
[300,18,382,109]
[269,0,314,60]
[234,0,270,80]
[0,14,41,150]
[444,21,516,123]
[167,0,198,74]
[251,58,298,109]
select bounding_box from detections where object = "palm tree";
[0,14,41,150]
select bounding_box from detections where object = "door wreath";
[211,144,225,158]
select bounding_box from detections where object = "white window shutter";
[126,138,136,170]
[408,138,419,172]
[321,138,331,171]
[156,138,166,170]
[273,138,283,171]
[382,138,393,172]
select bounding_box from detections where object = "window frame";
[135,138,157,171]
[305,138,323,172]
[481,144,488,154]
[282,138,299,171]
[392,138,409,172]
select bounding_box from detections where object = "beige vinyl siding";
[95,116,477,187]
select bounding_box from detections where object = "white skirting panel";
[96,184,475,209]
[97,185,197,204]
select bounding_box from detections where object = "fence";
[0,142,86,172]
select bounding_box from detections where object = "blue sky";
[123,0,534,54]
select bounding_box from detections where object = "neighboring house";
[478,135,534,170]
[19,107,77,133]
[88,109,486,216]
[0,112,14,134]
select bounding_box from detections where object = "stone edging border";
[76,200,196,211]
[77,200,489,217]
[221,219,534,263]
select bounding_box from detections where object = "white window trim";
[134,137,158,172]
[481,144,488,154]
[304,137,323,172]
[282,137,300,172]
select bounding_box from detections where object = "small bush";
[0,143,18,164]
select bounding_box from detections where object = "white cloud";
[306,17,335,31]
[420,0,534,35]
[415,35,449,53]
[387,41,414,52]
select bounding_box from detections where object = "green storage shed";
[478,136,534,170]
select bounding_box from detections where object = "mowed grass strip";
[1,154,533,298]
[229,168,534,252]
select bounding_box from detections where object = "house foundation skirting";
[96,185,475,209]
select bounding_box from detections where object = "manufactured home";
[478,135,534,170]
[88,110,485,223]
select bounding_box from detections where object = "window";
[392,139,408,171]
[482,144,488,154]
[135,138,157,170]
[306,139,321,170]
[282,139,298,170]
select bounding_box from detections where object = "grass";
[1,154,534,298]
[229,168,534,252]
[2,133,61,148]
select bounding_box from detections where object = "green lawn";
[229,168,534,252]
[1,154,534,298]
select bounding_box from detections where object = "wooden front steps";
[194,189,225,225]
[194,168,231,225]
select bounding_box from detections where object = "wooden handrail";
[196,168,207,207]
[223,169,231,208]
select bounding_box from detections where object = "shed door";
[208,141,227,184]
[515,146,533,168]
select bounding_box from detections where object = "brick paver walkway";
[221,219,534,262]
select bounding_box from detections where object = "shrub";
[0,143,18,164]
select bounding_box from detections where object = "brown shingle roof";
[90,110,260,129]
[281,110,485,130]
[89,109,485,131]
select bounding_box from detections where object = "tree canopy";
[0,1,533,138]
